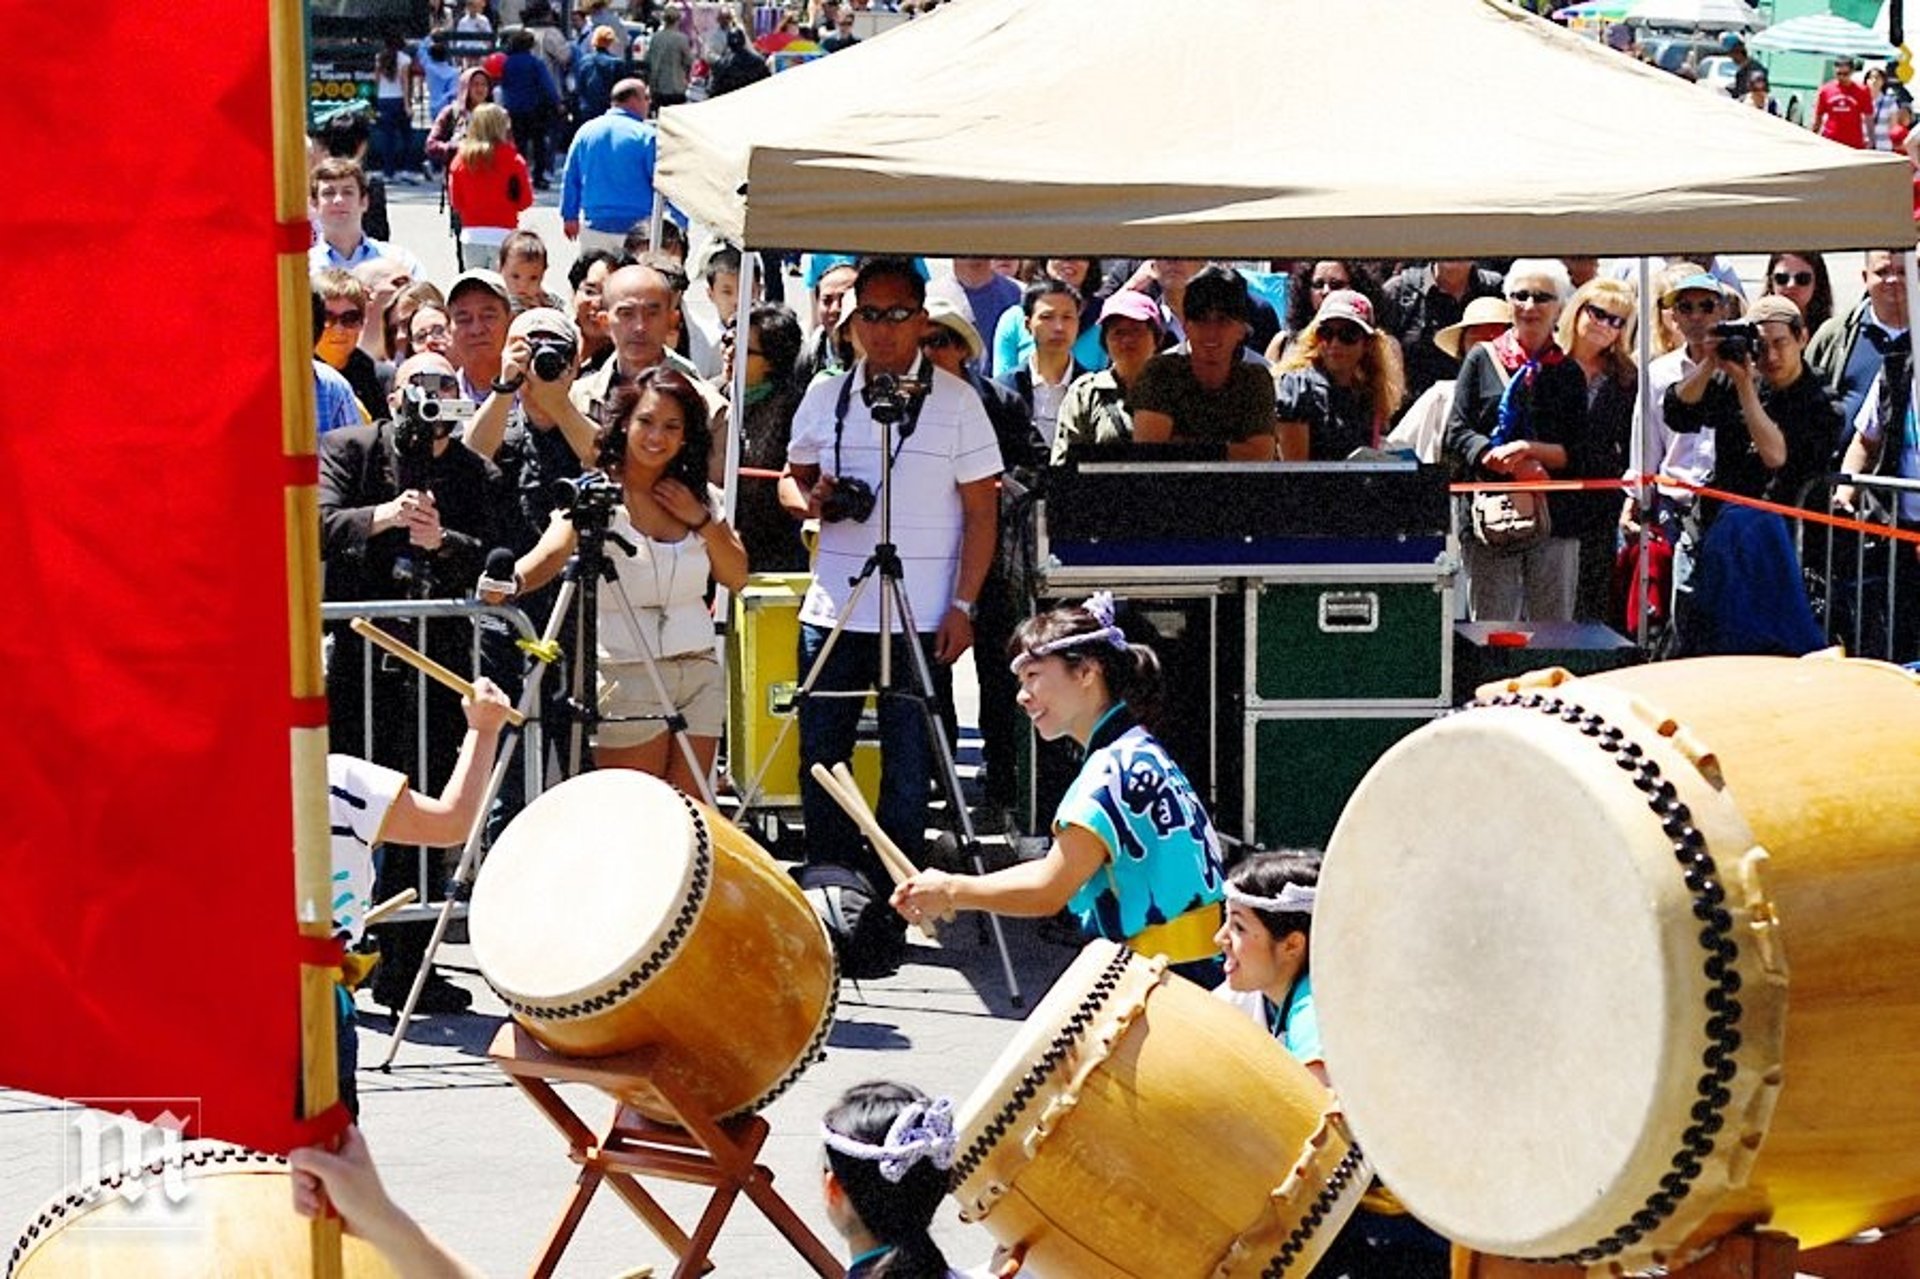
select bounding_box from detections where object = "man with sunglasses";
[1624,273,1730,544]
[1805,248,1911,442]
[779,258,1003,971]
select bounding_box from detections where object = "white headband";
[1225,881,1317,915]
[1010,591,1128,674]
[821,1098,957,1184]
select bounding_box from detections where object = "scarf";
[1490,331,1566,447]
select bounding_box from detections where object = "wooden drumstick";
[828,761,924,889]
[362,888,419,929]
[808,763,942,936]
[349,617,526,726]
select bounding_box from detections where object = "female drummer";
[822,1081,968,1278]
[1215,851,1449,1277]
[507,367,748,789]
[1213,851,1326,1083]
[890,593,1225,985]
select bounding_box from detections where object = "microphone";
[476,547,518,599]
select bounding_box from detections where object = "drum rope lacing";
[6,1144,284,1278]
[1262,1146,1367,1279]
[949,945,1132,1189]
[1471,691,1747,1267]
[492,791,714,1022]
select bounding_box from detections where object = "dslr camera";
[1712,320,1757,363]
[526,331,578,382]
[821,475,877,524]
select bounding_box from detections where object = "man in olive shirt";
[1128,265,1277,460]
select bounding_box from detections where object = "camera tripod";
[562,479,720,807]
[734,384,1023,1005]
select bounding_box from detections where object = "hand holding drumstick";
[808,763,950,937]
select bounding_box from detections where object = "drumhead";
[470,771,702,1007]
[1315,688,1776,1263]
[8,1141,394,1278]
[953,940,1136,1177]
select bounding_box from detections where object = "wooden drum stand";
[489,1024,844,1279]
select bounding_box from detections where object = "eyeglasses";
[920,331,962,350]
[1582,303,1627,331]
[323,309,366,328]
[1771,271,1815,287]
[1310,277,1348,292]
[1671,298,1720,316]
[1318,322,1367,345]
[853,305,921,325]
[1508,290,1558,306]
[411,323,450,342]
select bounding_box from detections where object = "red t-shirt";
[1817,78,1873,148]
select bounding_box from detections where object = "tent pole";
[708,246,757,801]
[650,191,667,253]
[271,0,344,1272]
[1633,256,1655,649]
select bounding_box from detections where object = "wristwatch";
[951,598,975,619]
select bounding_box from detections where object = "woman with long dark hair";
[726,302,809,571]
[507,367,747,786]
[821,1081,965,1278]
[890,593,1226,985]
[1761,251,1834,335]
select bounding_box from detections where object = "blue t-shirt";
[1054,711,1223,943]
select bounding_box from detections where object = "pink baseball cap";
[1098,289,1164,331]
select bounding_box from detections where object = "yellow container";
[727,573,881,809]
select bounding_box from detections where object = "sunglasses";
[853,305,921,325]
[920,331,962,350]
[1319,322,1367,345]
[1582,303,1627,331]
[1672,298,1720,316]
[1771,271,1815,287]
[1508,290,1557,306]
[1310,277,1348,291]
[323,309,366,328]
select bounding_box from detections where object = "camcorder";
[550,471,621,515]
[395,375,476,457]
[1712,320,1757,363]
[821,475,877,524]
[527,331,578,383]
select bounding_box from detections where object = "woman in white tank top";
[507,368,748,789]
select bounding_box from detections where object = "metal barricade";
[320,599,546,922]
[1793,472,1920,664]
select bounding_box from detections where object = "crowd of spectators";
[309,0,1920,1000]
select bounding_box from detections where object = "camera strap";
[831,358,930,480]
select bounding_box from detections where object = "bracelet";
[690,510,713,532]
[950,598,975,619]
[490,376,524,395]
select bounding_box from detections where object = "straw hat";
[1434,296,1515,360]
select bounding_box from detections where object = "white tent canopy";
[656,0,1910,259]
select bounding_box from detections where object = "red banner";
[0,2,313,1151]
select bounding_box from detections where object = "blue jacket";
[559,106,684,230]
[497,50,560,114]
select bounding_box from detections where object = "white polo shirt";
[788,360,1002,633]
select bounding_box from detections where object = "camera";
[1712,320,1756,363]
[527,332,578,382]
[862,372,928,427]
[396,385,476,460]
[821,475,877,524]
